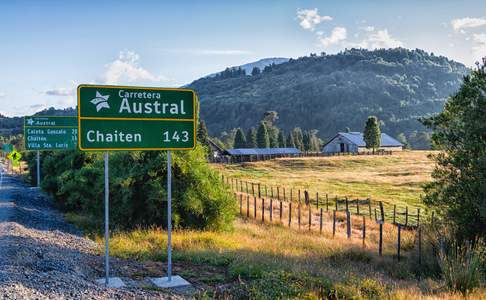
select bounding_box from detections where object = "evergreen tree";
[302,131,311,151]
[233,128,247,148]
[363,116,381,153]
[251,67,261,76]
[286,132,296,148]
[246,127,257,148]
[278,130,286,147]
[423,60,486,241]
[197,120,211,155]
[292,127,304,151]
[256,122,270,148]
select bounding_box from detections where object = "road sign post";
[36,151,40,188]
[78,84,196,288]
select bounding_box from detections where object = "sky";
[0,0,485,117]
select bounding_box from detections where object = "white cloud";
[297,8,332,31]
[354,28,403,49]
[472,33,486,62]
[45,87,73,96]
[451,17,486,32]
[0,92,5,98]
[318,27,347,47]
[97,50,165,84]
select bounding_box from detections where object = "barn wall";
[322,136,358,153]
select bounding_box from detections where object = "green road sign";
[77,84,197,151]
[2,143,13,153]
[24,116,78,151]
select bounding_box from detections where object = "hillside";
[189,48,469,147]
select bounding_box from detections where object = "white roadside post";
[104,152,110,285]
[167,150,172,281]
[36,150,40,188]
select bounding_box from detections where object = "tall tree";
[286,132,296,148]
[422,60,486,241]
[363,116,381,153]
[292,128,304,151]
[197,120,211,155]
[246,127,257,148]
[251,67,261,76]
[278,130,286,148]
[302,131,311,151]
[256,122,270,148]
[233,128,247,148]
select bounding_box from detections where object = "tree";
[292,128,304,151]
[251,67,261,76]
[422,60,486,241]
[363,116,381,153]
[246,127,257,148]
[233,128,247,148]
[302,131,311,151]
[396,133,410,149]
[286,132,295,148]
[256,122,270,148]
[197,120,211,155]
[278,130,286,148]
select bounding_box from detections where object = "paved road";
[0,162,183,299]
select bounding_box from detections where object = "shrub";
[438,241,484,296]
[359,279,386,299]
[27,145,236,231]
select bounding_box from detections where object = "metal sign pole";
[36,150,40,187]
[167,150,172,282]
[104,152,110,285]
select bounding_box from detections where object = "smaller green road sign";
[24,116,78,151]
[77,85,197,151]
[2,143,13,153]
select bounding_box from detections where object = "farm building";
[223,148,301,163]
[322,132,403,153]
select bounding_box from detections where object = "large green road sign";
[24,116,78,150]
[77,84,197,151]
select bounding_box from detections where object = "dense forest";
[189,48,469,149]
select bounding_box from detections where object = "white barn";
[322,132,403,153]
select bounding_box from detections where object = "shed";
[224,147,301,162]
[322,132,403,154]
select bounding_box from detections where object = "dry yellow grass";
[214,150,436,209]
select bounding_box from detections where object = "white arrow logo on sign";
[91,91,110,112]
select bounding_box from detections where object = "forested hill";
[0,107,76,136]
[189,48,469,145]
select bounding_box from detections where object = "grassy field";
[213,151,435,210]
[99,219,485,299]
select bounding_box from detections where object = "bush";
[438,241,485,296]
[359,279,386,299]
[27,145,237,231]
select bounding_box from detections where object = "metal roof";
[327,132,403,147]
[225,147,301,156]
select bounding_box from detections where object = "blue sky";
[1,0,485,116]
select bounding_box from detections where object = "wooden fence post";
[262,198,265,223]
[332,210,336,237]
[253,196,257,219]
[397,224,401,261]
[345,197,349,212]
[356,198,360,215]
[246,181,249,194]
[335,196,338,211]
[288,202,292,227]
[283,188,286,201]
[258,184,261,198]
[393,205,396,224]
[270,199,273,223]
[326,194,329,211]
[246,195,250,218]
[277,187,280,201]
[279,201,283,221]
[251,183,255,196]
[379,222,383,256]
[346,211,351,239]
[316,192,319,209]
[379,201,385,222]
[368,198,372,219]
[374,208,377,221]
[362,216,366,246]
[418,226,422,266]
[271,186,274,198]
[320,208,323,233]
[265,185,267,198]
[290,189,293,202]
[298,189,301,203]
[298,202,301,229]
[417,208,421,227]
